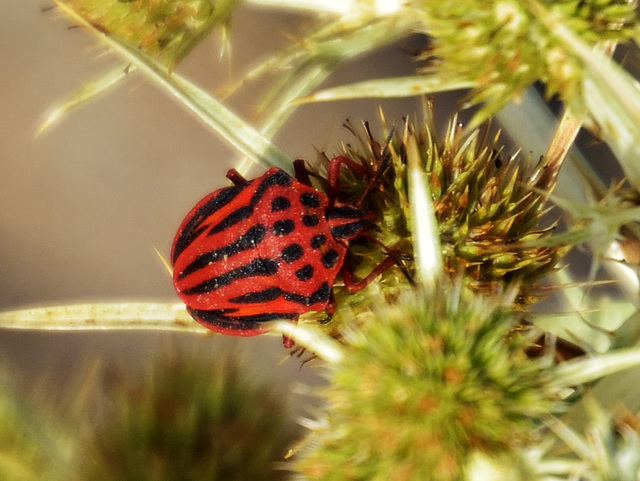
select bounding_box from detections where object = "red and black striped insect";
[170,157,398,339]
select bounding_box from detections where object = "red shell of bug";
[170,166,375,337]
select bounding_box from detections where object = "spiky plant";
[0,352,295,481]
[77,351,295,481]
[409,0,638,125]
[58,0,238,68]
[301,102,567,339]
[5,1,640,480]
[548,398,640,480]
[0,375,67,481]
[292,285,562,481]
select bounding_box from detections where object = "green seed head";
[79,352,294,481]
[294,286,562,480]
[300,107,568,336]
[60,0,238,67]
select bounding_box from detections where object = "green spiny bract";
[409,0,638,124]
[78,352,294,481]
[301,108,567,335]
[0,376,64,481]
[293,287,561,481]
[549,398,640,480]
[58,0,239,67]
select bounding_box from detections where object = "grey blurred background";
[0,2,464,409]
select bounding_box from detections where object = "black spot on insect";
[272,219,295,236]
[321,249,339,268]
[310,234,326,249]
[299,192,321,208]
[302,214,319,227]
[295,265,314,281]
[271,196,291,212]
[281,244,304,263]
[313,282,331,303]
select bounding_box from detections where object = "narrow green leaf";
[300,75,475,103]
[55,0,293,172]
[0,302,205,333]
[550,347,640,390]
[407,132,442,287]
[37,64,130,136]
[534,269,635,353]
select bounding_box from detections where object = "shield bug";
[170,156,401,341]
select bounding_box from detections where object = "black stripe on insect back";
[229,282,331,307]
[229,287,282,304]
[249,169,292,207]
[284,282,331,306]
[177,224,267,280]
[207,170,292,236]
[171,183,248,264]
[326,205,371,240]
[329,220,371,240]
[326,205,368,220]
[188,308,297,331]
[182,258,278,295]
[208,205,253,235]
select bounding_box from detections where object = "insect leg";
[326,156,373,206]
[293,159,313,186]
[226,169,249,186]
[341,233,414,292]
[341,254,398,293]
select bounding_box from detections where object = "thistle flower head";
[57,0,238,67]
[79,351,294,481]
[293,286,562,480]
[0,375,62,481]
[300,105,568,336]
[410,0,638,124]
